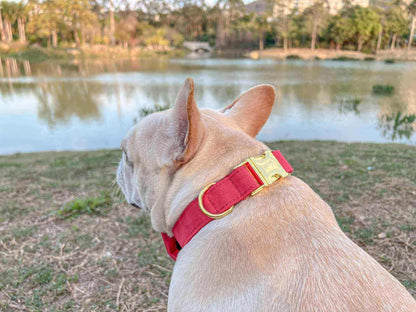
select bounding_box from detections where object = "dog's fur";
[117,78,416,311]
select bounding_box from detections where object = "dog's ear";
[221,85,276,137]
[171,78,204,164]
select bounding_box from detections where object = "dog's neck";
[161,126,268,235]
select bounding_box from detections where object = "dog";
[117,78,416,311]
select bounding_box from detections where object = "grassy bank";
[0,141,415,311]
[0,45,186,62]
[249,47,416,61]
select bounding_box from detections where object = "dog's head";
[117,78,275,232]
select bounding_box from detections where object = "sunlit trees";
[408,0,416,49]
[1,1,17,42]
[350,6,381,51]
[0,0,414,53]
[385,6,408,50]
[303,2,329,50]
[327,13,355,50]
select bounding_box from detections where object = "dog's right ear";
[221,85,276,137]
[170,78,204,164]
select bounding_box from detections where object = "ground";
[0,141,415,311]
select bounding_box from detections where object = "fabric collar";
[161,150,293,260]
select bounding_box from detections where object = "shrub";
[286,54,301,59]
[331,56,359,61]
[372,84,395,95]
[385,58,396,64]
[364,57,375,61]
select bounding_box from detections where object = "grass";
[140,103,171,118]
[372,84,395,95]
[56,191,113,219]
[0,141,415,311]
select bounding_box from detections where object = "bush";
[286,54,301,59]
[385,58,396,64]
[364,57,375,61]
[372,84,395,95]
[331,56,359,61]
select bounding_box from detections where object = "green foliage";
[140,103,171,117]
[378,112,416,140]
[56,191,112,219]
[350,6,381,51]
[144,28,170,48]
[385,7,408,40]
[331,56,359,61]
[385,58,396,64]
[364,57,375,61]
[372,84,395,95]
[327,14,355,49]
[0,0,413,55]
[286,54,301,59]
[339,97,362,113]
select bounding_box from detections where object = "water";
[0,57,415,155]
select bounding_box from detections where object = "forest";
[0,0,415,54]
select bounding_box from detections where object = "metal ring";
[198,183,234,219]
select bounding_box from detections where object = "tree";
[385,6,408,50]
[1,1,17,43]
[350,6,381,51]
[408,0,416,49]
[16,1,26,43]
[327,13,355,50]
[303,2,329,50]
[62,0,98,48]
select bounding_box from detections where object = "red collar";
[161,150,293,260]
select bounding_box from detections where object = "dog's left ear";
[222,85,276,137]
[171,78,204,164]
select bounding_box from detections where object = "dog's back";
[169,176,416,311]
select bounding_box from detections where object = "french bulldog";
[117,78,416,311]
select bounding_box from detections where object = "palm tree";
[408,0,416,50]
[1,1,17,43]
[16,1,26,43]
[303,2,329,50]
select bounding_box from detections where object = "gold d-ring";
[198,183,234,219]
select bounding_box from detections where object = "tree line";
[0,0,415,53]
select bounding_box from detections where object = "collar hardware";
[236,150,289,196]
[161,150,293,261]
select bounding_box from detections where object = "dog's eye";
[123,150,133,167]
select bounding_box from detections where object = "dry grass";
[0,141,415,311]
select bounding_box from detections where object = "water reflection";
[338,97,361,115]
[0,57,415,154]
[378,112,416,141]
[35,82,103,128]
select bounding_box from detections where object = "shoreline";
[1,45,416,63]
[248,47,416,61]
[1,139,416,157]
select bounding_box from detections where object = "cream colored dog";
[117,78,416,311]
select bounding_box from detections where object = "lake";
[0,57,415,155]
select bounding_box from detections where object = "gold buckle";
[236,150,289,196]
[198,151,288,219]
[198,183,234,219]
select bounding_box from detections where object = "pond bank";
[0,141,414,311]
[0,45,186,62]
[249,47,416,61]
